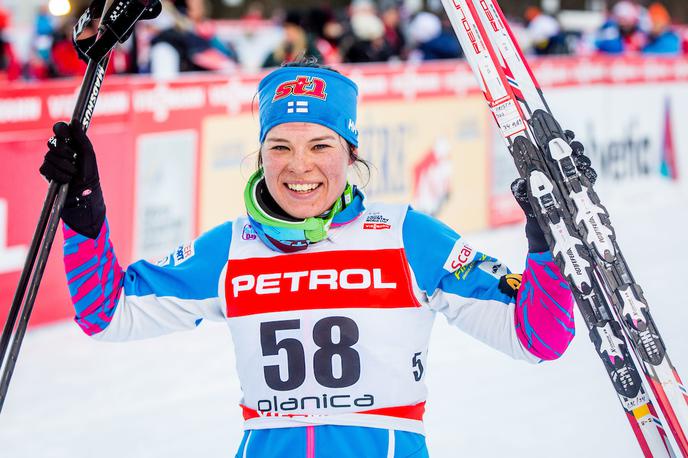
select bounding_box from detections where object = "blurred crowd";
[594,1,684,54]
[0,0,686,82]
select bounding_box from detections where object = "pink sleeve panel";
[63,220,124,336]
[514,252,575,361]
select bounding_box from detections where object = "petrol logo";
[225,249,421,317]
[231,268,397,298]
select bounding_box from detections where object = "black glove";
[566,128,597,185]
[39,122,106,239]
[512,130,597,253]
[511,178,549,253]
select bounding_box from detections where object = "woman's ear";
[349,147,359,166]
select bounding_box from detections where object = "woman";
[40,62,579,457]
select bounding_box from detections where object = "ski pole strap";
[73,0,162,62]
[72,0,104,62]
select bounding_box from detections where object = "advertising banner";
[489,81,688,226]
[134,131,198,260]
[356,96,489,233]
[1,56,686,326]
[0,119,136,325]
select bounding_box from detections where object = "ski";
[439,0,688,456]
[468,1,688,454]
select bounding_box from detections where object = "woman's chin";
[282,204,323,219]
[280,196,332,219]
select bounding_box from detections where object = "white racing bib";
[221,206,435,433]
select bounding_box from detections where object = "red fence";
[1,56,687,327]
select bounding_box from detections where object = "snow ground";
[0,181,686,458]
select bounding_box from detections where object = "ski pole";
[0,182,70,413]
[0,183,59,375]
[0,0,161,414]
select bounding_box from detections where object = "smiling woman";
[262,123,351,219]
[242,62,369,252]
[38,59,587,458]
[246,123,356,252]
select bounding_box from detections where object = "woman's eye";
[271,145,289,151]
[313,144,331,150]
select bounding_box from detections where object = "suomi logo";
[287,101,308,114]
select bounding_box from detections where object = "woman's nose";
[287,148,313,173]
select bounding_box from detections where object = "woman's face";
[261,122,353,219]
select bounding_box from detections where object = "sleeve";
[62,219,232,342]
[402,208,575,362]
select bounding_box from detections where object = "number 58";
[261,317,362,391]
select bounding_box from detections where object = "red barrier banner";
[1,56,687,327]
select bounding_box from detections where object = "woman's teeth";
[287,183,319,193]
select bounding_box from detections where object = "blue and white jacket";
[62,192,574,457]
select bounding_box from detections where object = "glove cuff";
[61,184,106,239]
[525,215,549,253]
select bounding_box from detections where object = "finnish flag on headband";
[287,101,309,114]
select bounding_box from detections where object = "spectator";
[149,0,236,77]
[0,7,21,81]
[524,6,569,55]
[407,12,461,61]
[186,0,236,62]
[642,2,680,55]
[343,8,393,62]
[26,6,55,80]
[336,0,392,63]
[595,1,648,54]
[49,19,87,78]
[263,10,322,68]
[307,8,342,65]
[381,2,406,60]
[243,2,265,21]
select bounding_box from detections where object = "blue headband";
[258,67,359,147]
